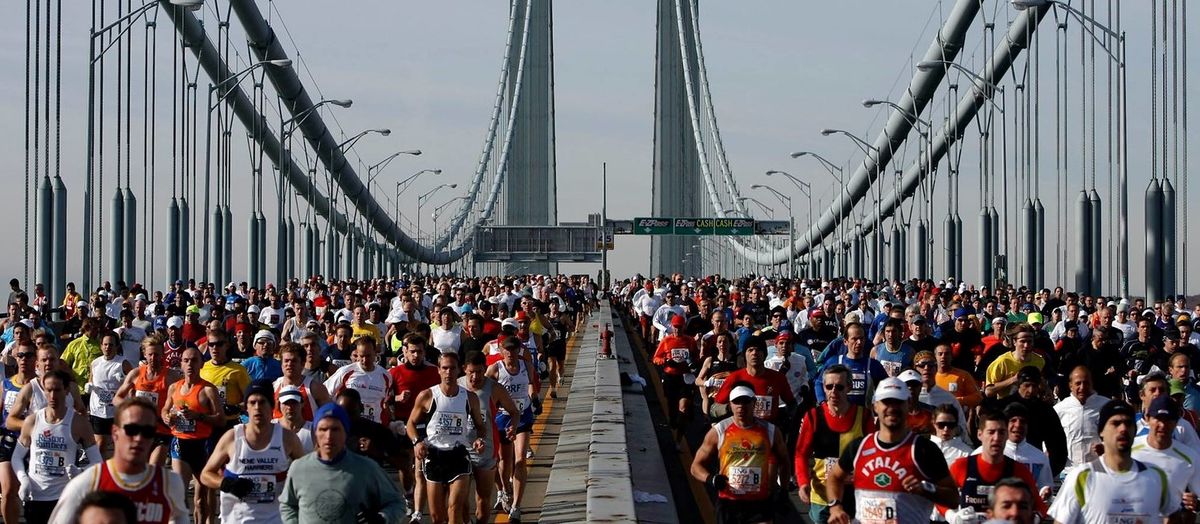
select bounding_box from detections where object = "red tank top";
[133,365,170,435]
[95,460,172,524]
[272,376,317,421]
[852,432,924,494]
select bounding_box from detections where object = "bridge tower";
[500,0,559,275]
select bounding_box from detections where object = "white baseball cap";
[277,385,303,404]
[166,316,184,329]
[873,377,911,403]
[897,369,923,384]
[729,385,756,403]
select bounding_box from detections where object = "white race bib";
[726,466,762,495]
[244,474,279,504]
[134,390,159,406]
[436,412,466,436]
[858,496,899,524]
[752,395,773,419]
[34,450,68,477]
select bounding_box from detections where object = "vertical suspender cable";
[1182,0,1189,296]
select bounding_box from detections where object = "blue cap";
[152,316,167,330]
[1146,395,1181,421]
[314,402,351,431]
[953,307,974,319]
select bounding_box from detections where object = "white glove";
[945,506,979,524]
[17,480,30,502]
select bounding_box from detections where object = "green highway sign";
[627,217,758,235]
[674,218,708,235]
[634,217,674,235]
[710,217,755,235]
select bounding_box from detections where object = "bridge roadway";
[477,302,809,523]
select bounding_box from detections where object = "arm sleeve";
[279,470,300,524]
[713,374,733,404]
[793,409,817,486]
[11,443,28,485]
[813,363,827,403]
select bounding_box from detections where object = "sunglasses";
[915,362,934,369]
[823,383,846,392]
[935,421,957,429]
[122,423,158,439]
[14,352,33,359]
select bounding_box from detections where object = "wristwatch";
[827,499,842,508]
[921,480,936,494]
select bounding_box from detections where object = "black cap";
[245,380,275,407]
[1098,399,1136,431]
[1146,395,1181,421]
[1016,366,1042,385]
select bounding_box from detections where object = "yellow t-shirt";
[985,352,1046,398]
[351,322,382,346]
[200,360,251,421]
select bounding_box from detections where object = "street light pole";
[417,183,458,274]
[751,184,795,280]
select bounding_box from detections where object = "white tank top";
[457,377,493,439]
[271,419,313,454]
[326,364,390,423]
[29,378,48,412]
[426,385,471,451]
[89,357,127,418]
[27,407,79,501]
[219,423,289,524]
[496,361,531,414]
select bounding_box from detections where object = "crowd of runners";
[0,274,596,524]
[618,274,1200,524]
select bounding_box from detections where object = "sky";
[0,0,1193,297]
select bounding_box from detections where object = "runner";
[387,333,439,521]
[651,315,700,443]
[824,377,957,524]
[274,386,314,453]
[458,351,519,524]
[1047,399,1182,522]
[47,397,190,524]
[198,328,252,434]
[1053,366,1110,470]
[324,338,393,425]
[407,352,487,524]
[113,336,181,466]
[88,332,133,454]
[11,370,100,524]
[1131,395,1200,513]
[271,343,331,423]
[713,336,795,425]
[793,364,875,523]
[486,336,536,521]
[0,340,36,524]
[279,403,406,523]
[690,382,790,524]
[164,347,223,524]
[201,382,304,524]
[943,410,1046,521]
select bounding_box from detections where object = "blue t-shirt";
[872,341,916,377]
[242,356,283,383]
[814,353,888,407]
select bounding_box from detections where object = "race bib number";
[670,348,690,363]
[34,450,67,477]
[243,475,278,504]
[436,412,466,435]
[858,496,898,524]
[95,388,116,405]
[513,397,529,413]
[726,466,762,495]
[851,371,867,396]
[364,405,379,423]
[753,395,773,419]
[1107,515,1151,524]
[3,391,18,414]
[135,390,159,406]
[174,415,196,434]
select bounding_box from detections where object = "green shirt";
[280,450,405,524]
